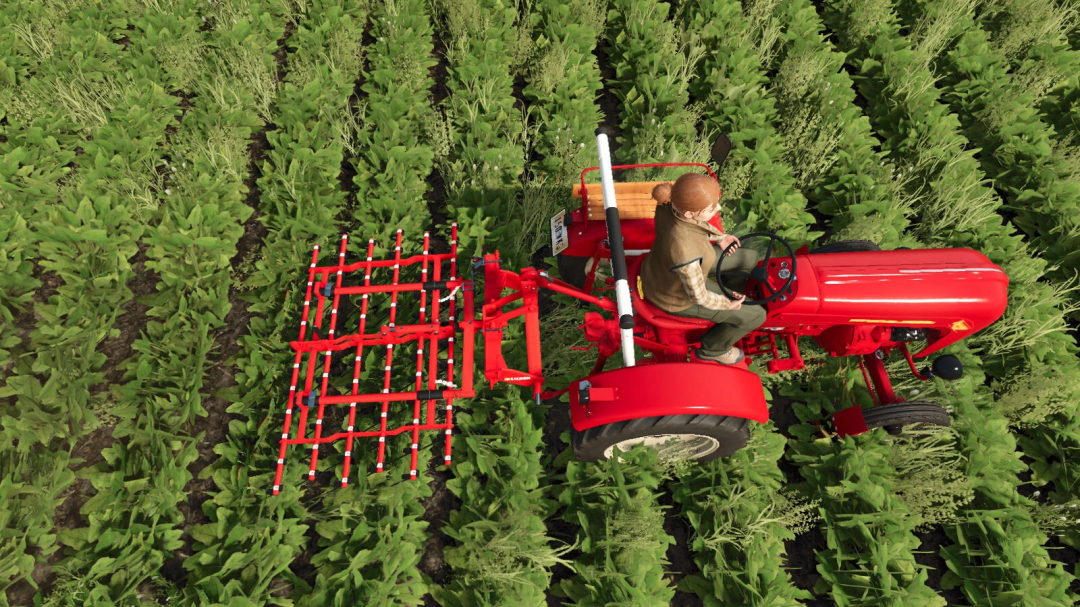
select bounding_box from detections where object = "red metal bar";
[590,353,609,376]
[445,223,459,464]
[341,237,376,488]
[861,351,897,405]
[425,250,439,442]
[483,287,524,313]
[298,344,318,437]
[375,230,404,473]
[898,342,933,381]
[283,424,453,442]
[314,388,474,406]
[425,243,438,428]
[408,232,431,480]
[857,356,880,407]
[536,274,618,312]
[334,281,465,296]
[425,230,446,474]
[307,234,349,480]
[289,325,455,353]
[308,252,457,274]
[273,244,322,495]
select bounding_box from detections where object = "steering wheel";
[715,231,797,306]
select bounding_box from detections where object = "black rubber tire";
[809,240,881,254]
[861,401,951,436]
[572,414,751,462]
[557,254,589,289]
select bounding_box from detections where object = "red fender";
[569,362,769,431]
[831,405,870,438]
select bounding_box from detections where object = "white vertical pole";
[594,129,636,368]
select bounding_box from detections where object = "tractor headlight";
[929,355,963,381]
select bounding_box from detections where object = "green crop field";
[3,0,1080,604]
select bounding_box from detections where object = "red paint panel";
[832,404,869,438]
[569,362,769,431]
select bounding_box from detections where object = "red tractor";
[271,130,1008,491]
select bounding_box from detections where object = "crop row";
[604,0,697,172]
[891,0,1080,554]
[171,0,385,603]
[519,0,605,187]
[815,0,1080,601]
[430,0,527,262]
[347,0,437,244]
[768,0,922,249]
[687,0,958,601]
[675,0,818,246]
[294,0,446,601]
[424,0,575,603]
[817,0,1070,379]
[666,0,827,601]
[0,0,177,597]
[969,0,1080,153]
[540,0,715,599]
[43,1,256,601]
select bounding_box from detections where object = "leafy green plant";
[554,445,676,606]
[349,0,437,244]
[674,0,820,247]
[431,389,574,606]
[672,424,818,605]
[520,0,606,185]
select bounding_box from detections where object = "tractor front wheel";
[863,401,951,436]
[572,414,750,462]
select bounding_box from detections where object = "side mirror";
[711,133,732,169]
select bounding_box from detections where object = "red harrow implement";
[272,228,472,493]
[273,129,1010,488]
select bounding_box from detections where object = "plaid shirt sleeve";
[671,260,731,311]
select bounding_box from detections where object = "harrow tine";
[341,237,377,488]
[408,232,431,480]
[308,234,350,481]
[444,222,459,466]
[273,244,322,495]
[375,229,405,474]
[424,231,441,474]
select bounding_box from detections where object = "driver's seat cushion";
[628,254,713,329]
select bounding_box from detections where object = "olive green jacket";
[639,203,726,313]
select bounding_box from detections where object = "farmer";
[639,173,767,365]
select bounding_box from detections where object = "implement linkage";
[271,224,477,494]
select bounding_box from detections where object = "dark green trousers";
[669,246,767,357]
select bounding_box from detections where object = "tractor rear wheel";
[572,414,750,462]
[557,254,590,289]
[862,401,951,436]
[810,240,881,254]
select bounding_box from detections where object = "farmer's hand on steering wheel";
[718,234,741,256]
[728,292,745,310]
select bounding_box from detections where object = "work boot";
[696,346,744,365]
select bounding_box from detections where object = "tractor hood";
[780,248,1009,358]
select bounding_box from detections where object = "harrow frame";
[272,226,478,493]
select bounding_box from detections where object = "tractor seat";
[627,254,714,330]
